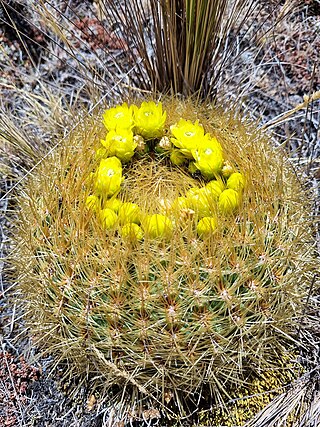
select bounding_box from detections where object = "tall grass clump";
[29,0,282,99]
[101,0,259,95]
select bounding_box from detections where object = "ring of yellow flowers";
[86,101,245,240]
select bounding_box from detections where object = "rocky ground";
[0,1,319,426]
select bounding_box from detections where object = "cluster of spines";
[15,99,314,419]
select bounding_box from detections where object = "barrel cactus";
[15,98,316,423]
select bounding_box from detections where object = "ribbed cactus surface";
[15,99,316,422]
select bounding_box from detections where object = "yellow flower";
[143,214,173,239]
[94,157,122,197]
[170,119,205,157]
[218,189,240,214]
[121,223,144,241]
[133,101,167,139]
[102,103,134,131]
[99,208,118,230]
[227,173,245,192]
[191,135,224,179]
[101,129,136,162]
[118,202,141,225]
[197,216,217,238]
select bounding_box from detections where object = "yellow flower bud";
[191,135,224,179]
[94,157,122,197]
[95,147,107,160]
[221,160,234,178]
[186,187,200,198]
[205,180,225,199]
[85,195,100,211]
[143,214,173,239]
[187,187,215,218]
[218,189,240,214]
[104,198,123,212]
[188,161,198,174]
[118,202,141,225]
[121,223,144,241]
[197,216,217,238]
[170,149,186,166]
[227,172,245,192]
[99,208,118,230]
[171,196,189,212]
[134,135,147,152]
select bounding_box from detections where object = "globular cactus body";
[15,99,316,422]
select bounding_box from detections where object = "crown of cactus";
[15,99,316,422]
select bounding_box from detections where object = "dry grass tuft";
[2,0,288,100]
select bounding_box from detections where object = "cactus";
[14,99,317,423]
